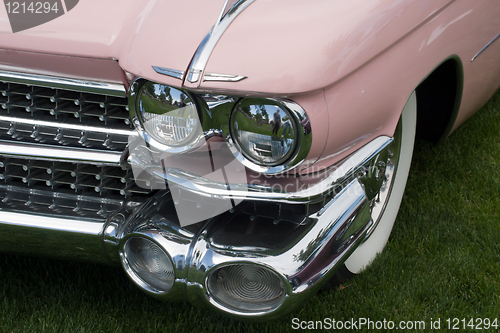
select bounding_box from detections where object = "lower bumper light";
[121,236,175,294]
[207,264,286,313]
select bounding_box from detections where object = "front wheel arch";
[415,57,463,144]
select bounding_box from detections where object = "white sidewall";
[344,91,417,274]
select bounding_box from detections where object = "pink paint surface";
[0,0,499,174]
[0,48,126,84]
[202,0,454,94]
[0,0,224,87]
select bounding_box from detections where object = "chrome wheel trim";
[364,113,402,239]
[344,91,417,274]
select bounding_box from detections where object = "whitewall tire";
[343,91,417,274]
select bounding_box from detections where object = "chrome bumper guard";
[0,135,392,320]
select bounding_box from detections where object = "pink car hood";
[201,0,454,94]
[0,0,452,93]
[0,0,225,86]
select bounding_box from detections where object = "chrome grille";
[0,80,133,151]
[0,71,161,218]
[0,157,161,198]
[0,184,124,219]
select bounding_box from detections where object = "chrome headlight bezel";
[129,79,312,174]
[128,79,205,154]
[224,98,312,174]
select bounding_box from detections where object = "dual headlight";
[129,80,311,174]
[133,82,203,154]
[230,98,298,167]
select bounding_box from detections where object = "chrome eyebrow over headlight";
[128,79,312,174]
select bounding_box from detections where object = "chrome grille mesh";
[0,184,125,219]
[0,74,162,216]
[0,80,133,151]
[0,157,160,198]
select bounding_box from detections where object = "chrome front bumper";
[0,135,392,320]
[0,178,372,320]
[1,68,395,320]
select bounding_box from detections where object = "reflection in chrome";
[0,70,127,97]
[236,132,294,164]
[471,31,500,62]
[361,109,401,239]
[152,66,185,80]
[186,0,256,84]
[225,98,311,174]
[109,178,373,319]
[230,99,298,167]
[129,80,311,171]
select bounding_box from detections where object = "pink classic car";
[0,0,499,320]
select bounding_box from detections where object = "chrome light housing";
[226,98,312,174]
[131,81,203,153]
[121,236,175,294]
[207,264,286,313]
[129,80,312,173]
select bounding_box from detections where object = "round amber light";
[207,264,286,313]
[123,237,175,293]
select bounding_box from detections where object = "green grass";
[1,91,500,332]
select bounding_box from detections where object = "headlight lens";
[230,98,298,166]
[207,264,286,313]
[122,236,175,293]
[137,82,201,150]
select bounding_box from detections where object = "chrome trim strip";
[0,70,127,97]
[0,140,123,165]
[203,73,247,82]
[140,136,392,203]
[0,115,137,137]
[152,66,184,80]
[186,0,255,84]
[0,210,104,234]
[471,31,500,62]
[215,0,231,27]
